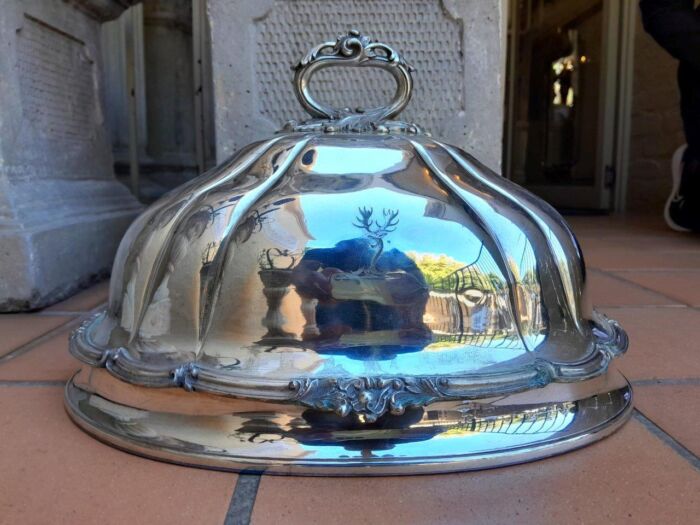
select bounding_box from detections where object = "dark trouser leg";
[667,62,700,231]
[679,62,700,163]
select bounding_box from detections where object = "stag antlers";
[353,207,400,239]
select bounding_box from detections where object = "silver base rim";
[64,372,632,476]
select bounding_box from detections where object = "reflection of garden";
[438,401,576,436]
[249,201,545,355]
[229,400,577,455]
[254,238,544,353]
[408,247,515,342]
[408,242,544,350]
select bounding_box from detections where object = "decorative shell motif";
[290,376,450,423]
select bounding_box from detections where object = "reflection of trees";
[418,244,517,339]
[406,252,464,287]
[426,245,500,295]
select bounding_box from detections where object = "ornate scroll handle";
[293,30,414,122]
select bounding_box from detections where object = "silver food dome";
[65,31,632,475]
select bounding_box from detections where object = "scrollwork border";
[70,310,628,421]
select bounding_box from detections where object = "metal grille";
[254,0,463,133]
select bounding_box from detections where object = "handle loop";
[293,30,414,122]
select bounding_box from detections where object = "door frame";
[503,0,636,212]
[612,0,637,212]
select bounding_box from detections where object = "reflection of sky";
[300,188,488,265]
[306,147,407,175]
[296,409,576,460]
[308,342,527,377]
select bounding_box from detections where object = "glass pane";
[511,0,603,187]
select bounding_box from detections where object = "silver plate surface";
[64,31,633,473]
[64,367,632,476]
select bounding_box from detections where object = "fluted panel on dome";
[410,140,543,353]
[107,167,219,319]
[127,154,284,358]
[410,138,594,363]
[111,138,286,350]
[193,135,537,379]
[196,194,315,368]
[438,142,588,337]
[196,137,313,354]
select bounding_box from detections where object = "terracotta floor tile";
[45,281,110,313]
[604,307,700,380]
[566,217,700,270]
[0,330,79,381]
[0,386,236,525]
[567,214,673,238]
[252,419,700,525]
[0,315,74,358]
[578,235,700,256]
[634,384,700,457]
[612,271,700,307]
[587,270,678,307]
[582,247,700,271]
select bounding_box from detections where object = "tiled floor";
[1,214,699,525]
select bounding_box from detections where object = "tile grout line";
[0,380,66,387]
[612,267,700,272]
[632,378,700,387]
[591,266,700,273]
[0,302,106,366]
[590,268,693,308]
[34,310,91,317]
[594,304,686,310]
[633,409,700,471]
[590,267,700,313]
[603,269,700,309]
[223,474,262,525]
[0,319,79,365]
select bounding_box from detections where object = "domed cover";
[66,32,630,474]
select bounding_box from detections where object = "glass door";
[505,0,622,210]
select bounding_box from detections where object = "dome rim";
[64,366,633,475]
[70,309,627,421]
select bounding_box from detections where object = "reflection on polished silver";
[65,30,632,475]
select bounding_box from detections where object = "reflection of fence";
[425,291,511,335]
[430,245,502,294]
[466,403,576,435]
[423,241,548,344]
[424,244,515,337]
[430,331,521,349]
[428,402,576,435]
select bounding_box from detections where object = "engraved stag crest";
[353,206,399,273]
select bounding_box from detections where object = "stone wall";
[142,0,197,170]
[100,0,214,201]
[207,0,507,172]
[0,0,141,311]
[627,13,685,212]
